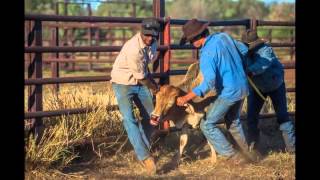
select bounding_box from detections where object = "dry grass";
[25,144,295,179]
[25,75,295,179]
[25,83,123,171]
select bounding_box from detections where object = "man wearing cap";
[241,29,295,153]
[110,17,160,174]
[176,19,254,164]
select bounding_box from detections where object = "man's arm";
[192,52,217,97]
[138,74,159,94]
[177,52,216,106]
[235,40,249,57]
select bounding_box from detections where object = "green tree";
[25,0,55,14]
[233,0,269,19]
[267,2,295,21]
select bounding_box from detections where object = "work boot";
[142,156,156,175]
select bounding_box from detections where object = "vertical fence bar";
[268,29,272,43]
[132,0,136,17]
[162,17,171,84]
[26,20,35,132]
[96,28,100,59]
[51,28,59,91]
[54,2,60,91]
[153,0,167,85]
[290,28,294,61]
[88,3,93,71]
[29,20,44,143]
[251,17,257,30]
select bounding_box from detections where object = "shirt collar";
[137,32,147,49]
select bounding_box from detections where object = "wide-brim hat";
[141,18,160,37]
[179,19,210,45]
[241,29,267,50]
[142,28,159,37]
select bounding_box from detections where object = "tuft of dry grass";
[25,84,123,170]
[25,77,295,179]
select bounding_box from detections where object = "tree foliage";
[25,0,295,21]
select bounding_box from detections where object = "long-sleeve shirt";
[246,43,284,93]
[110,32,157,85]
[192,32,249,102]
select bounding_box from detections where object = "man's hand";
[176,92,197,106]
[138,76,159,95]
[150,86,159,95]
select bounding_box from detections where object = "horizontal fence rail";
[25,43,295,53]
[24,14,295,123]
[24,105,295,119]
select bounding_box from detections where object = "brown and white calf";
[150,84,217,164]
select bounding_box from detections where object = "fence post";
[163,17,171,84]
[28,20,44,144]
[153,0,169,85]
[251,17,257,30]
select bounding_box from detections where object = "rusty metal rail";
[25,106,295,119]
[25,14,294,27]
[25,42,295,53]
[25,13,295,122]
[25,14,147,23]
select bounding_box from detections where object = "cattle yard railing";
[25,2,295,141]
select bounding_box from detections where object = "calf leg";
[176,126,189,164]
[208,141,217,164]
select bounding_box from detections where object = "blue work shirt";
[192,32,249,102]
[246,43,284,93]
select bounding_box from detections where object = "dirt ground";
[25,118,295,180]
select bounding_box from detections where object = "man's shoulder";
[123,33,141,51]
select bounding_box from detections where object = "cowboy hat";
[141,18,161,37]
[179,19,210,45]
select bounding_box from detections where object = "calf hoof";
[211,154,217,164]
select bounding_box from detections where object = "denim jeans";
[112,83,155,161]
[200,97,247,157]
[246,82,295,151]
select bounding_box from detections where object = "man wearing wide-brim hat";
[176,19,256,164]
[110,17,161,175]
[241,29,295,153]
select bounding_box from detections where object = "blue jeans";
[112,83,155,161]
[247,82,295,151]
[200,97,247,157]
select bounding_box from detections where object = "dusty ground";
[25,118,295,180]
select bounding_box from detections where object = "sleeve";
[248,45,275,75]
[235,40,249,57]
[192,52,216,97]
[126,45,146,80]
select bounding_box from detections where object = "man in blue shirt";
[177,19,254,164]
[241,29,295,153]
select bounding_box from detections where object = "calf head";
[150,84,204,129]
[151,84,181,120]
